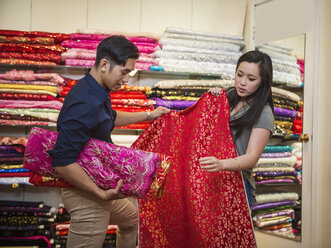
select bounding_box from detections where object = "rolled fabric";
[253,171,295,177]
[255,192,299,204]
[263,145,293,153]
[260,152,292,158]
[274,107,297,118]
[23,127,171,199]
[256,156,297,167]
[255,179,294,185]
[153,98,196,110]
[252,200,296,211]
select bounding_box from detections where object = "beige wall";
[0,0,247,36]
[317,0,331,247]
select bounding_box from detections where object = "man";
[49,35,169,248]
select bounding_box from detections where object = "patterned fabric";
[132,92,256,247]
[23,127,171,199]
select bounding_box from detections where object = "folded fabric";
[255,192,299,204]
[23,127,171,199]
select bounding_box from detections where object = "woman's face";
[234,61,262,99]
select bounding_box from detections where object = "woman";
[200,50,275,207]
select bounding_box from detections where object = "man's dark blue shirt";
[48,72,117,167]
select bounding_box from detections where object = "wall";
[0,0,247,36]
[316,0,331,247]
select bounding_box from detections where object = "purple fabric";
[274,107,297,118]
[252,201,296,211]
[154,98,196,110]
[23,127,170,198]
[254,171,295,177]
[256,209,294,220]
[260,152,292,158]
[255,179,294,185]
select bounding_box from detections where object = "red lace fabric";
[132,91,256,247]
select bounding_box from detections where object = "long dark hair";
[227,50,274,139]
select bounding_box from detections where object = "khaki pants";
[62,188,138,248]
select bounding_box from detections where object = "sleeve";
[253,105,275,135]
[48,101,98,167]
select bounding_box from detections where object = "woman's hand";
[150,106,170,120]
[199,156,223,172]
[209,88,223,96]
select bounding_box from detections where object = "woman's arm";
[114,106,170,127]
[200,128,271,172]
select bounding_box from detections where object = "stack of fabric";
[257,43,303,87]
[0,69,64,126]
[272,87,301,137]
[51,205,117,248]
[0,29,68,65]
[61,29,159,70]
[291,142,302,184]
[111,84,154,130]
[150,79,234,110]
[252,192,299,239]
[0,136,30,187]
[50,204,69,248]
[253,145,298,186]
[152,27,244,76]
[0,200,55,247]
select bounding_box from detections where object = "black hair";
[94,35,140,68]
[227,50,274,139]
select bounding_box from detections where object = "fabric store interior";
[0,0,330,247]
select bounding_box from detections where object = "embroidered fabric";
[23,127,171,199]
[132,91,256,247]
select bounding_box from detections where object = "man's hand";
[150,106,170,120]
[99,180,126,200]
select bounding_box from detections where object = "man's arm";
[54,163,125,200]
[115,106,170,127]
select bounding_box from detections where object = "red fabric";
[0,51,62,64]
[132,92,256,247]
[28,172,74,188]
[0,172,30,177]
[0,93,58,101]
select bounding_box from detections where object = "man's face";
[100,58,136,91]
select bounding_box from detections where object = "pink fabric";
[0,69,65,84]
[0,99,62,110]
[62,40,156,53]
[69,33,158,43]
[23,127,171,198]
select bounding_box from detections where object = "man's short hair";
[94,35,140,68]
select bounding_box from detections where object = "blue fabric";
[245,181,255,208]
[48,71,117,167]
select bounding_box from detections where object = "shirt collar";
[85,70,110,101]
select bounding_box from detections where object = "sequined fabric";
[132,91,256,247]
